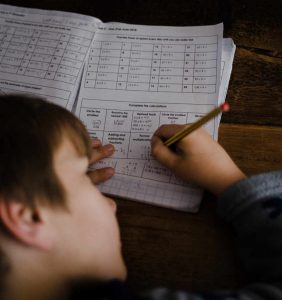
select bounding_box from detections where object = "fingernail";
[92,139,101,147]
[104,144,115,153]
[106,168,115,176]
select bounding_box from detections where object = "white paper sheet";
[75,23,223,212]
[0,4,101,110]
[216,38,236,130]
[0,4,236,213]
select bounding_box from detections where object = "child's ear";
[0,200,54,251]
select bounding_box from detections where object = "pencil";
[164,102,230,147]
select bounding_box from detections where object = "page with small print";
[76,22,224,212]
[0,4,101,110]
[0,4,235,212]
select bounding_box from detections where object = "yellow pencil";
[164,102,230,147]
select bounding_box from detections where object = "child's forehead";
[55,137,78,164]
[58,126,91,159]
[54,135,88,166]
[53,139,88,186]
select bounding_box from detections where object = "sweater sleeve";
[217,170,282,283]
[140,171,282,300]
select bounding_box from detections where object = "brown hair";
[0,94,92,208]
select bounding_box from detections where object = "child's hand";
[87,138,115,184]
[151,125,246,196]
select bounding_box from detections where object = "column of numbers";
[85,39,217,93]
[194,43,217,93]
[126,43,153,91]
[116,42,131,89]
[0,25,89,84]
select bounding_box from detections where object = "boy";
[0,95,125,299]
[0,95,281,300]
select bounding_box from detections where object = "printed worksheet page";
[76,22,223,212]
[213,38,236,139]
[0,4,101,110]
[220,38,235,105]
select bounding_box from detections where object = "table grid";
[0,25,91,84]
[85,39,218,93]
[80,104,214,185]
[99,174,201,212]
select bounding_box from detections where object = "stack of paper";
[0,4,235,212]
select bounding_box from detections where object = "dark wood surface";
[1,0,281,293]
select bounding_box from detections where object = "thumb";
[151,135,179,170]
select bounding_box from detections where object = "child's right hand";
[151,125,246,196]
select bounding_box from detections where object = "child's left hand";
[87,138,115,184]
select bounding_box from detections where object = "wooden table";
[2,0,282,293]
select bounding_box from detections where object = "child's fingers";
[91,138,102,148]
[87,167,115,184]
[154,124,186,140]
[89,144,115,164]
[151,135,179,170]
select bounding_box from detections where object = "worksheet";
[76,23,223,212]
[216,38,236,129]
[0,4,101,110]
[0,4,235,212]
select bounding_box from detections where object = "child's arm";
[151,125,245,196]
[217,170,282,285]
[146,125,282,299]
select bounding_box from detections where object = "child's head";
[0,95,126,296]
[0,95,92,209]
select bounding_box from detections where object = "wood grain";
[222,48,282,126]
[117,197,243,292]
[219,124,282,174]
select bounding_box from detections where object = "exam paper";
[76,22,224,212]
[0,3,235,212]
[0,4,101,110]
[216,38,236,130]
